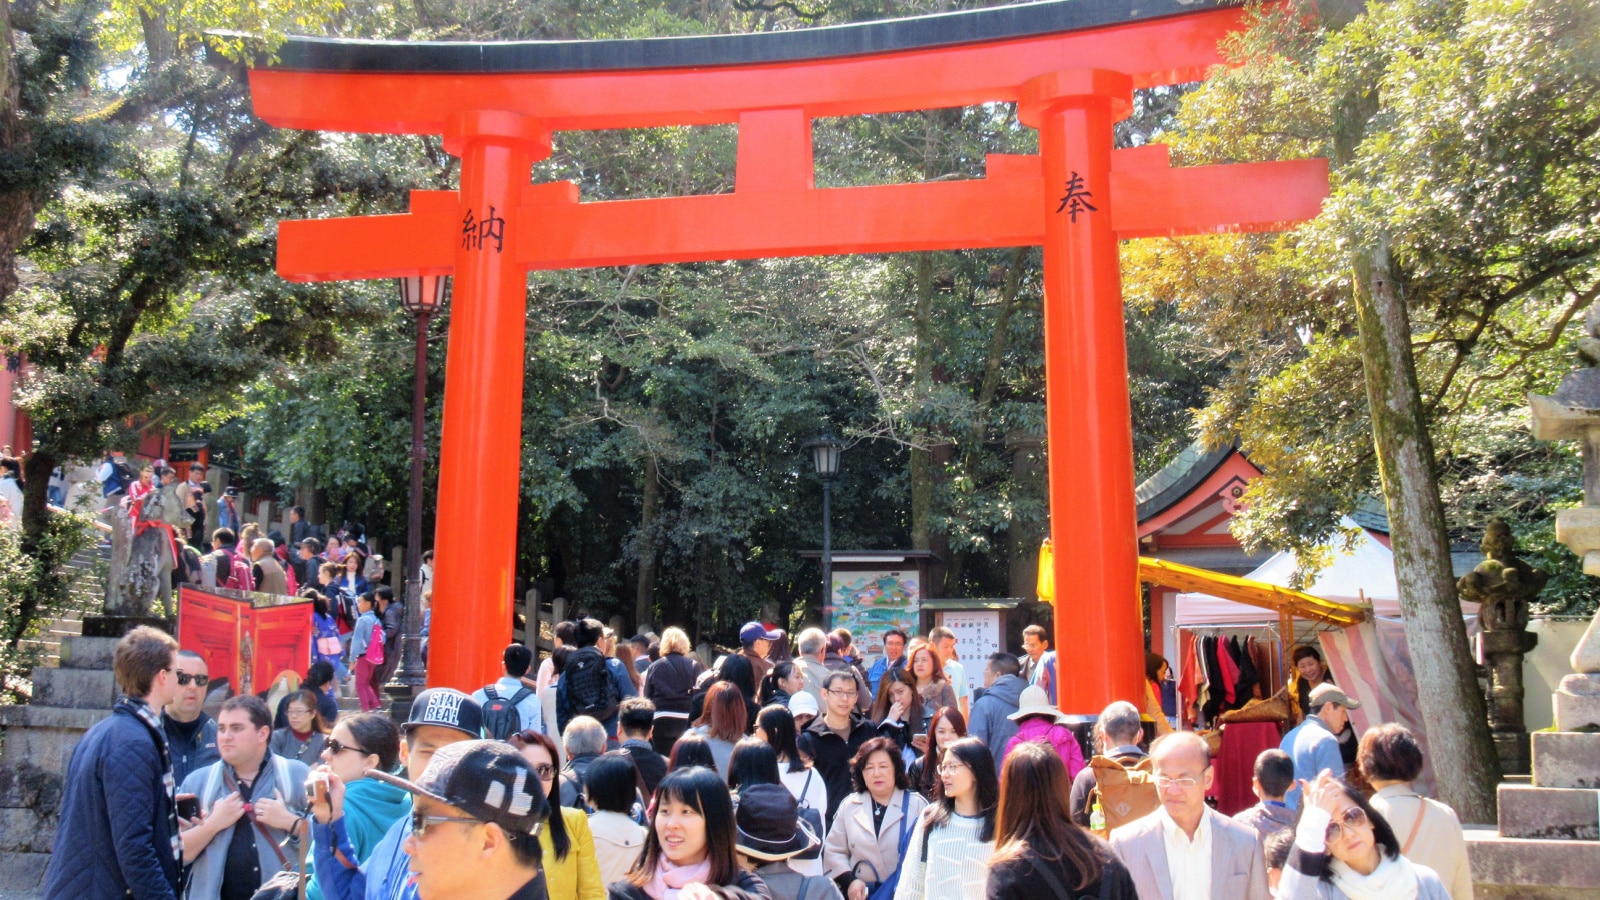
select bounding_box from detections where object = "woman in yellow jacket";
[512,729,605,900]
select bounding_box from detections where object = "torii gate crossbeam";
[250,0,1329,715]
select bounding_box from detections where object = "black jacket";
[621,738,668,798]
[985,843,1138,900]
[805,712,876,827]
[607,869,772,900]
[44,704,181,899]
[643,652,703,715]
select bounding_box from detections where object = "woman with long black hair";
[609,767,769,900]
[755,705,828,818]
[511,729,604,900]
[984,742,1137,900]
[893,737,998,900]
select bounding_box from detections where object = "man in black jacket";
[617,698,668,797]
[805,670,876,827]
[162,650,219,785]
[44,626,183,899]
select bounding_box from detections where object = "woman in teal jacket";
[307,713,410,900]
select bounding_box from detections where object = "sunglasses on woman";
[325,738,369,757]
[1325,805,1369,843]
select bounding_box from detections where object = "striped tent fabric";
[1321,617,1438,797]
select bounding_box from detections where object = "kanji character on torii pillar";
[250,0,1328,715]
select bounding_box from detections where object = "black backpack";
[482,685,536,740]
[565,646,622,722]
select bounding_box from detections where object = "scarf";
[121,696,182,865]
[1329,853,1421,900]
[642,857,713,900]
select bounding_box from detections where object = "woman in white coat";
[823,737,928,900]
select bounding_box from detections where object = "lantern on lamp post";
[805,428,845,628]
[389,275,447,703]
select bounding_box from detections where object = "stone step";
[0,705,109,774]
[28,667,116,711]
[1532,730,1600,789]
[1466,827,1600,895]
[0,850,50,895]
[1498,783,1600,840]
[56,635,120,671]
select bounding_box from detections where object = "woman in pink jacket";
[1001,685,1085,780]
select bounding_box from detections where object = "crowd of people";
[44,612,1476,900]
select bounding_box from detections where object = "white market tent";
[1175,517,1402,625]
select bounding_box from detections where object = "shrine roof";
[1135,440,1236,523]
[268,0,1234,74]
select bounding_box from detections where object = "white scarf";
[1328,853,1421,900]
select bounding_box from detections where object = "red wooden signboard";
[177,586,312,698]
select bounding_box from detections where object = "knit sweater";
[893,812,993,900]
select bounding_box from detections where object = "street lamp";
[805,428,845,628]
[389,275,448,707]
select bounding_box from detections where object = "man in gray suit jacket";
[1110,731,1270,900]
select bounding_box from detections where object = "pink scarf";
[642,858,713,900]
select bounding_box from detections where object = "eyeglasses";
[410,808,482,838]
[175,672,209,687]
[935,762,968,775]
[827,689,858,698]
[1153,775,1201,790]
[325,738,370,757]
[531,764,555,780]
[1325,805,1369,844]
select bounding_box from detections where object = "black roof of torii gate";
[272,0,1233,74]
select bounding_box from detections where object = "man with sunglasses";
[309,688,484,900]
[164,650,220,785]
[1110,731,1269,900]
[372,740,549,900]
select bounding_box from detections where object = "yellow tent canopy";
[1036,540,1366,627]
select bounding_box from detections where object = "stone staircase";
[0,634,120,892]
[16,545,106,671]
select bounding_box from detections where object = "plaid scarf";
[119,696,183,865]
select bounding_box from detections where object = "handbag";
[863,791,912,900]
[366,626,386,665]
[249,828,309,900]
[793,768,824,862]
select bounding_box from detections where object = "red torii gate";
[250,0,1328,714]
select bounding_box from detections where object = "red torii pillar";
[251,2,1329,708]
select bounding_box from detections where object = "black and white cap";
[403,688,483,738]
[369,740,549,836]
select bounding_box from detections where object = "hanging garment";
[1233,636,1260,705]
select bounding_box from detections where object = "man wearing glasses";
[163,650,220,785]
[804,671,876,828]
[374,740,548,900]
[1109,731,1269,900]
[309,688,484,900]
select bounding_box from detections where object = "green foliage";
[0,511,95,703]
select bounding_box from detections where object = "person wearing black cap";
[736,784,841,900]
[373,740,550,900]
[309,688,484,900]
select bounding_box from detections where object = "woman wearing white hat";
[999,685,1085,780]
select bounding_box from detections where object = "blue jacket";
[555,653,640,736]
[312,803,418,900]
[865,655,906,698]
[351,610,380,659]
[43,703,180,900]
[968,673,1026,763]
[1280,715,1344,809]
[162,711,220,787]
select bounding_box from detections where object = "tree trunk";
[1352,238,1500,822]
[910,253,935,555]
[634,454,659,632]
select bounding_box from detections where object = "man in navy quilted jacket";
[44,625,184,899]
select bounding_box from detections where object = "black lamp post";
[806,428,845,628]
[389,274,447,705]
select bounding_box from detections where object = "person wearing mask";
[43,627,183,899]
[690,682,750,779]
[178,695,310,900]
[736,783,841,900]
[375,740,550,900]
[1001,686,1084,780]
[163,649,220,786]
[868,669,923,762]
[309,688,484,900]
[965,654,1024,765]
[608,767,771,900]
[560,716,610,809]
[1232,749,1297,847]
[893,737,999,900]
[906,646,958,726]
[740,621,781,686]
[756,705,829,821]
[270,689,329,765]
[906,708,966,801]
[643,626,704,754]
[823,737,928,900]
[807,671,878,827]
[1108,732,1268,900]
[1358,725,1473,900]
[865,630,909,695]
[509,730,604,900]
[304,713,409,900]
[557,617,641,740]
[472,643,544,740]
[1068,701,1147,829]
[618,697,669,797]
[985,742,1138,900]
[1281,683,1361,808]
[1279,771,1450,900]
[761,661,806,709]
[583,752,649,885]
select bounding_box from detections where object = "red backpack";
[223,550,255,591]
